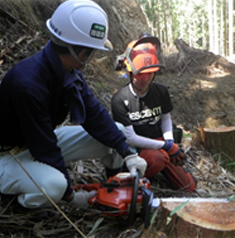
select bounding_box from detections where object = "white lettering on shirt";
[128,106,162,124]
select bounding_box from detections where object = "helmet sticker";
[49,20,62,36]
[90,23,106,39]
[144,57,152,66]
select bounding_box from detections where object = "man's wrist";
[63,191,75,202]
[162,139,174,151]
[121,147,137,158]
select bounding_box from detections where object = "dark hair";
[51,41,69,54]
[51,41,93,56]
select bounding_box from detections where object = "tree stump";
[199,126,235,163]
[156,198,235,238]
[164,38,235,75]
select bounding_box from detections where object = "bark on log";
[200,126,235,161]
[156,199,235,238]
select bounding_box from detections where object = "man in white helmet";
[0,0,147,209]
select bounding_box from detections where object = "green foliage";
[169,199,189,216]
[139,0,213,49]
[226,161,235,172]
[227,194,235,202]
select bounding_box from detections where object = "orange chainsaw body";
[73,172,151,217]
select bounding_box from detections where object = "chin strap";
[51,35,95,68]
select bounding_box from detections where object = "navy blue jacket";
[0,40,128,196]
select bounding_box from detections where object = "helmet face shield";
[81,49,97,64]
[124,37,165,74]
[103,39,113,51]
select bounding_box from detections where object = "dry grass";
[1,137,235,238]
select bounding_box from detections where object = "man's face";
[80,49,96,64]
[132,72,154,94]
[74,49,96,70]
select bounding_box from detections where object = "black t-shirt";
[111,82,173,139]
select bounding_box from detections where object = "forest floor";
[1,1,235,237]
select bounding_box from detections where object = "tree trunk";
[213,0,218,54]
[209,0,213,52]
[199,126,235,163]
[224,0,227,56]
[156,0,161,40]
[162,0,168,46]
[166,0,173,46]
[220,0,224,55]
[228,0,233,59]
[156,199,235,238]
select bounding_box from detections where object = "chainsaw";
[73,172,153,228]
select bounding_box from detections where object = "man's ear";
[77,49,89,62]
[78,49,86,57]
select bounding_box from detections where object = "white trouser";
[0,123,125,209]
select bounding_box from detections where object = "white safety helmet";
[46,0,112,51]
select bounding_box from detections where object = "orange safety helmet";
[123,36,164,75]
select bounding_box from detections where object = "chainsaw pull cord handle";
[128,171,139,226]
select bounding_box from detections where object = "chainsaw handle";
[130,167,137,177]
[128,171,139,226]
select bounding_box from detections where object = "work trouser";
[139,148,197,192]
[0,124,125,209]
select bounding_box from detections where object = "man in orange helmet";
[111,35,197,192]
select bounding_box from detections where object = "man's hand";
[69,190,97,208]
[162,140,186,165]
[123,153,147,177]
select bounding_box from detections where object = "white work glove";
[69,190,97,208]
[123,153,147,177]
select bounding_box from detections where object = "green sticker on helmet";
[90,23,106,39]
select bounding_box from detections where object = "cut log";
[199,126,235,162]
[156,198,235,238]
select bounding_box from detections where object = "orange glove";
[162,140,186,165]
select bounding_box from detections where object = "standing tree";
[228,0,234,60]
[139,0,234,60]
[214,0,219,54]
[209,0,213,51]
[220,0,224,55]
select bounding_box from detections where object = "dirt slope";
[91,1,235,132]
[1,0,235,132]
